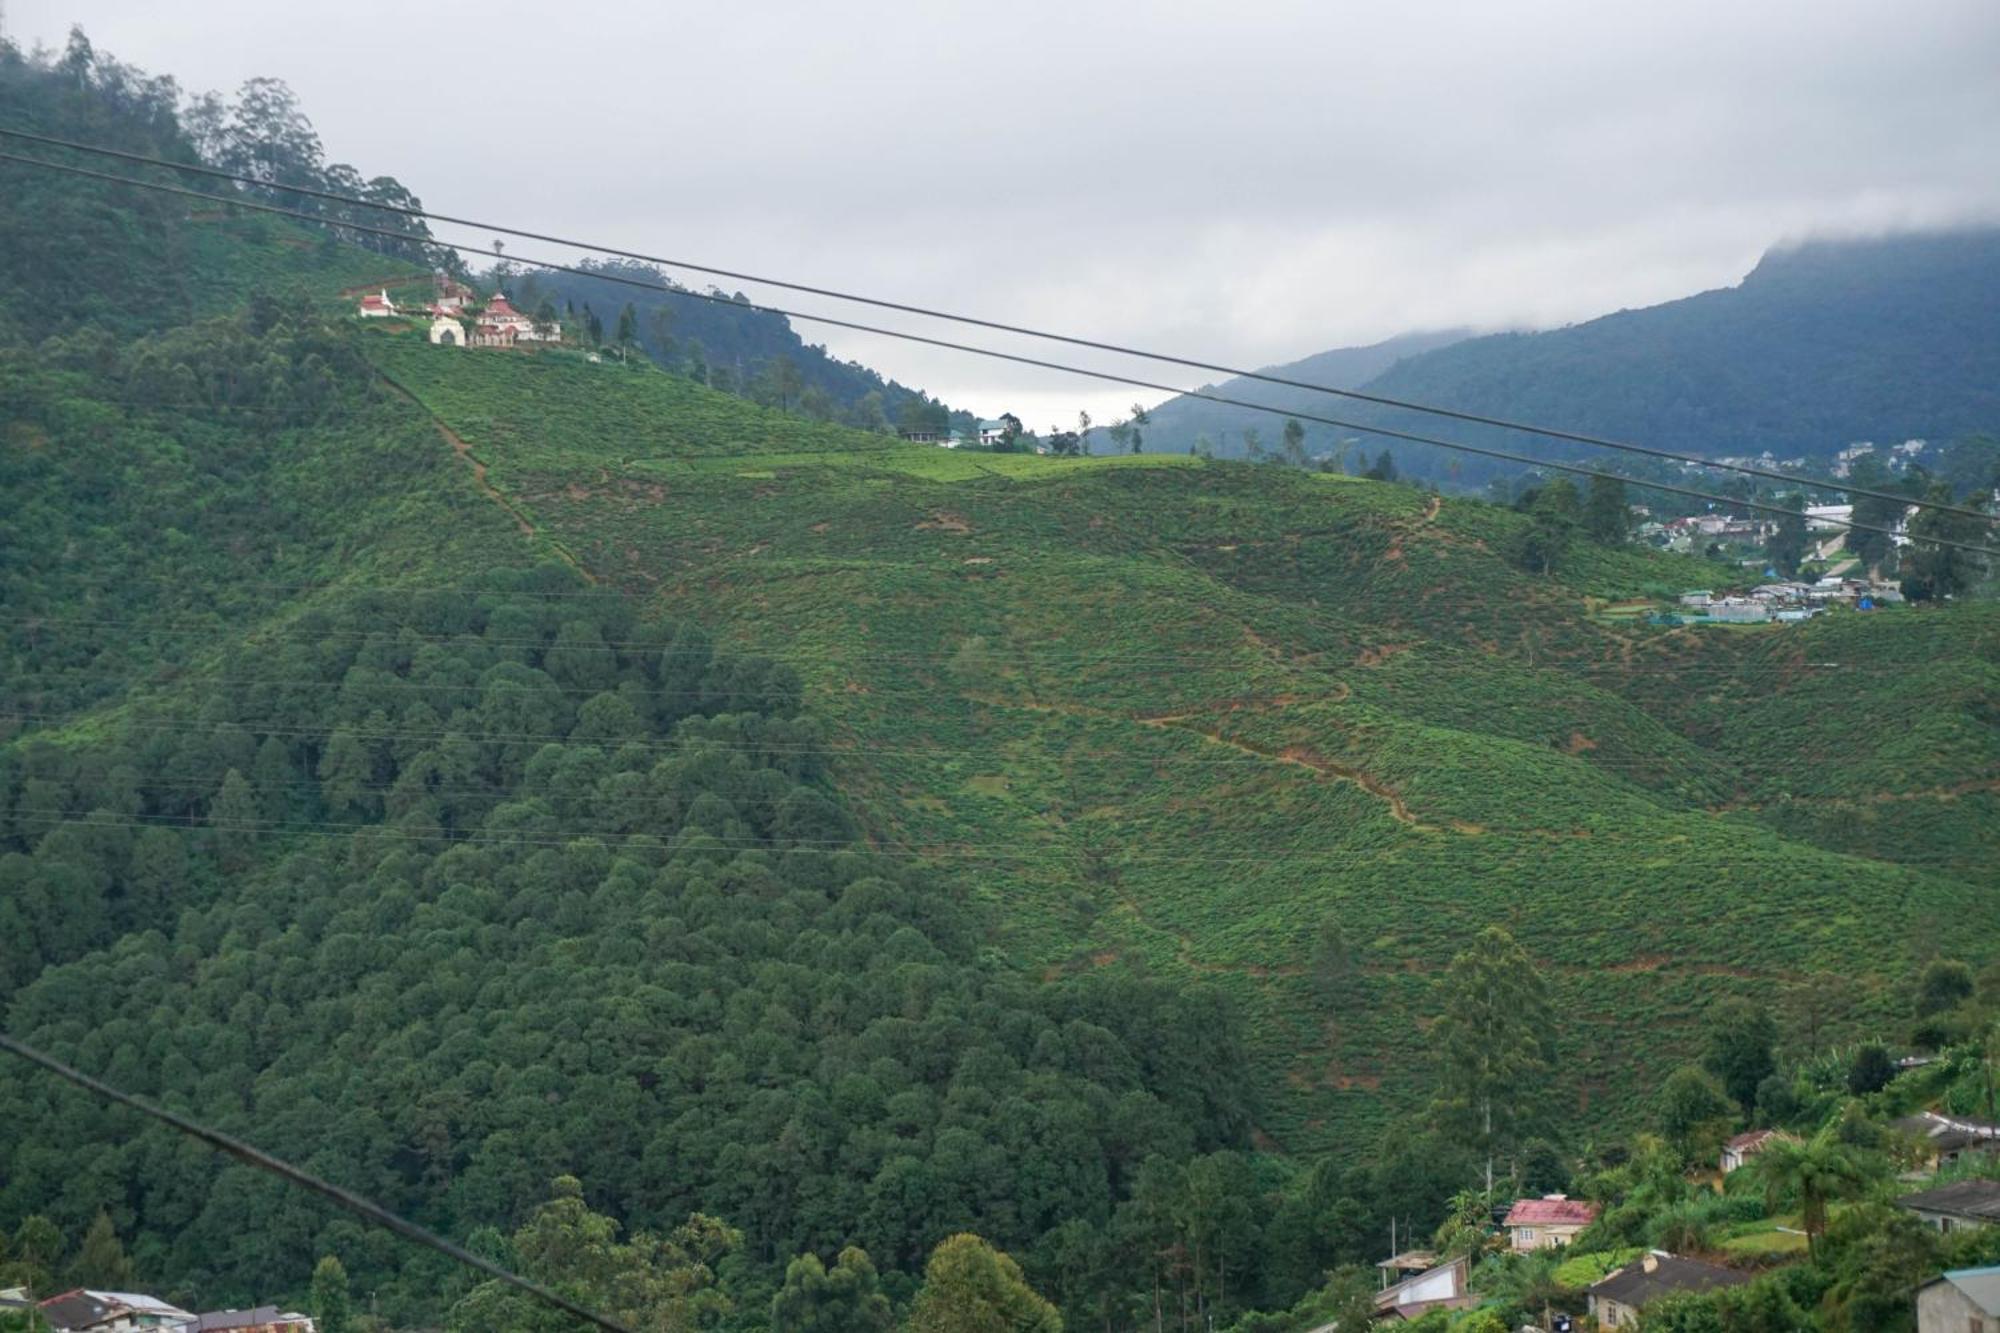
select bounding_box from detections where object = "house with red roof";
[1502,1194,1599,1251]
[355,289,396,318]
[468,292,558,347]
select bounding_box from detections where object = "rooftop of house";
[1503,1194,1599,1227]
[1589,1253,1751,1307]
[1924,1265,2000,1316]
[1897,1178,2000,1222]
[1726,1128,1784,1152]
[193,1308,310,1332]
[40,1291,194,1331]
[1373,1258,1472,1318]
[1892,1111,2000,1152]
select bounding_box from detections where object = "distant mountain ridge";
[1144,228,2000,483]
[1133,329,1473,458]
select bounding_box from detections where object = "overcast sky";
[10,0,2000,424]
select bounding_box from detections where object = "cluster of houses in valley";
[1360,1111,2000,1328]
[1670,573,1904,625]
[0,1290,312,1333]
[357,273,560,349]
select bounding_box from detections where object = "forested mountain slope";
[503,261,963,434]
[1242,229,2000,485]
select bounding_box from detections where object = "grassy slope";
[370,332,2000,1151]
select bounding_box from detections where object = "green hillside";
[371,329,2000,1150]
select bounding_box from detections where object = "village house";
[1502,1195,1598,1251]
[428,273,475,315]
[355,289,396,318]
[1892,1111,2000,1171]
[1898,1179,2000,1234]
[899,428,953,445]
[1917,1264,2000,1333]
[1375,1249,1436,1289]
[1372,1257,1472,1321]
[1721,1128,1791,1173]
[1704,597,1771,623]
[39,1291,196,1333]
[1587,1252,1751,1328]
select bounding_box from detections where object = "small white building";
[429,315,465,347]
[356,289,396,318]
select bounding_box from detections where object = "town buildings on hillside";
[359,273,559,349]
[29,1291,312,1333]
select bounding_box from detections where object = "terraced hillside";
[371,335,2000,1150]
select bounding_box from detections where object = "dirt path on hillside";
[1137,716,1446,830]
[374,372,599,583]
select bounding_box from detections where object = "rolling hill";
[368,335,1999,1156]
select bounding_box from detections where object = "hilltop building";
[428,314,465,347]
[469,292,558,347]
[355,289,396,318]
[429,273,475,315]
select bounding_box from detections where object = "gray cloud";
[12,0,2000,425]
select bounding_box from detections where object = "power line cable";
[0,1031,638,1333]
[2,147,1992,560]
[3,124,1989,524]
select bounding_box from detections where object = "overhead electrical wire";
[2,123,1991,525]
[0,147,1992,561]
[0,1032,639,1333]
